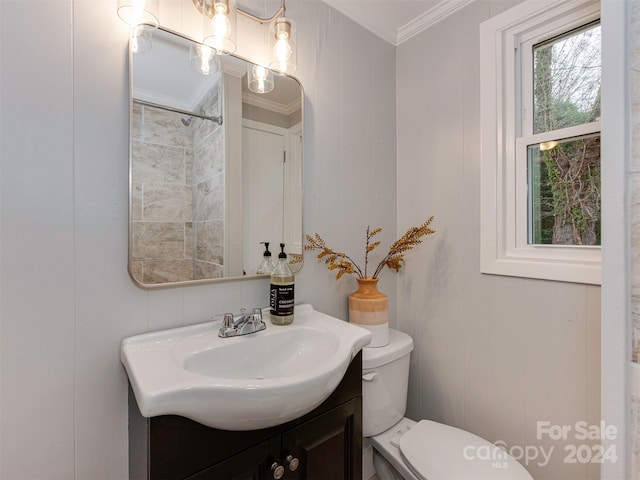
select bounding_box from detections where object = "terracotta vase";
[348,277,389,347]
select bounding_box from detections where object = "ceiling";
[321,0,473,45]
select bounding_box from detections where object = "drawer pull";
[271,462,285,479]
[286,455,300,472]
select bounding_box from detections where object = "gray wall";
[630,0,640,475]
[0,0,396,477]
[395,2,601,479]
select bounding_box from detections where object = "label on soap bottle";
[270,283,295,317]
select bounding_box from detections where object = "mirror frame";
[127,26,304,289]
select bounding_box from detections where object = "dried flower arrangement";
[304,216,435,280]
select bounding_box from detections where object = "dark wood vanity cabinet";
[140,353,362,480]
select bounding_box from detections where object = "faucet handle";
[252,307,263,320]
[222,313,234,328]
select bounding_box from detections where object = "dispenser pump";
[257,242,275,275]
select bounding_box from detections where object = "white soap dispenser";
[257,242,275,275]
[269,243,294,325]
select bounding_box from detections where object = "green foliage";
[530,23,601,246]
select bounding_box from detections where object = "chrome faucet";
[218,308,266,338]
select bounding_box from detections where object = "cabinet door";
[186,436,280,480]
[282,399,362,480]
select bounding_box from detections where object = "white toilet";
[362,329,534,480]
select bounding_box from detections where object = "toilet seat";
[369,417,420,480]
[398,420,533,480]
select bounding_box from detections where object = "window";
[480,0,601,284]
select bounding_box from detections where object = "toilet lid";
[399,420,532,480]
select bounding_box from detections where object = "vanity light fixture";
[130,25,153,53]
[192,0,297,75]
[190,43,219,75]
[118,0,159,53]
[270,17,295,74]
[117,0,297,81]
[117,0,159,28]
[201,0,237,55]
[247,64,274,94]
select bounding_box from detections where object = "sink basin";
[121,304,372,431]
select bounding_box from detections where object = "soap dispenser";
[257,242,275,275]
[269,243,294,325]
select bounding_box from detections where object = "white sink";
[121,304,372,431]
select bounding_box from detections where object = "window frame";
[479,0,601,285]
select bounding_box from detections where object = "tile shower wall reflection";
[130,79,224,283]
[192,87,225,280]
[631,2,640,476]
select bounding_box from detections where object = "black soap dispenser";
[269,243,294,325]
[257,242,275,275]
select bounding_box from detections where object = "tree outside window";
[528,22,601,246]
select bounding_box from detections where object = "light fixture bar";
[236,0,285,24]
[192,0,285,24]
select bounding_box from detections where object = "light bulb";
[248,64,274,94]
[255,66,268,93]
[273,37,292,73]
[270,18,295,74]
[190,43,218,75]
[200,45,214,74]
[130,26,152,53]
[131,33,140,52]
[210,9,231,51]
[203,0,236,54]
[211,13,231,50]
[117,0,159,29]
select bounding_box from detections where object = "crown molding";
[242,91,300,116]
[322,0,399,45]
[397,0,475,45]
[323,0,475,46]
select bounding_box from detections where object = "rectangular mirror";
[128,27,303,287]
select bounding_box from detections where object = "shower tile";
[632,364,640,478]
[633,297,640,363]
[192,86,221,147]
[193,128,224,183]
[131,183,142,221]
[143,184,193,222]
[185,148,193,186]
[132,104,143,140]
[193,175,224,222]
[143,259,194,284]
[632,175,640,297]
[132,142,187,183]
[192,118,220,149]
[185,222,193,258]
[633,104,640,173]
[633,176,640,361]
[193,259,223,280]
[194,220,224,264]
[144,107,193,149]
[130,261,143,282]
[130,222,185,261]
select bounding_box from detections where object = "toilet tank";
[362,329,414,437]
